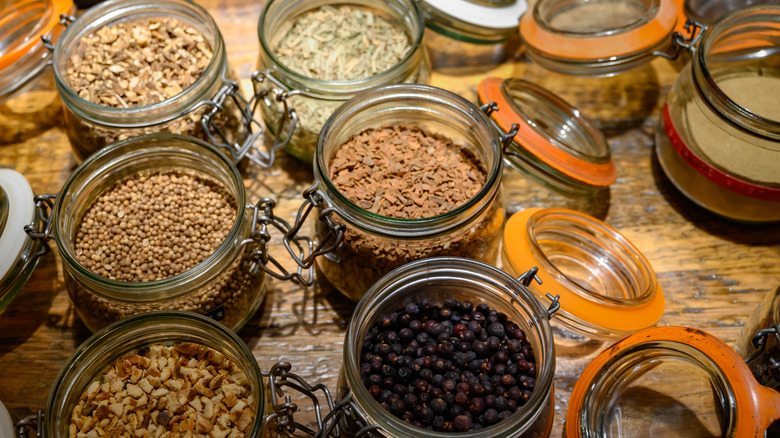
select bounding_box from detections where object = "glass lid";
[478,77,617,189]
[502,208,664,340]
[567,326,780,437]
[519,0,687,75]
[0,0,73,70]
[0,169,36,312]
[420,0,528,41]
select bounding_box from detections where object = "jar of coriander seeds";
[254,0,431,165]
[52,0,253,164]
[22,134,316,332]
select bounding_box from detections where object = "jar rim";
[52,133,248,301]
[315,83,503,237]
[419,0,527,43]
[0,0,73,70]
[52,0,227,126]
[257,0,426,94]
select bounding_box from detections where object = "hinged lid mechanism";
[0,169,36,312]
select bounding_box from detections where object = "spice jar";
[737,284,780,391]
[311,84,505,302]
[477,78,616,217]
[417,0,526,71]
[566,326,780,437]
[255,0,431,165]
[22,134,278,332]
[656,5,780,223]
[501,208,664,347]
[40,311,269,437]
[338,257,556,437]
[0,169,47,315]
[0,0,73,144]
[51,0,248,163]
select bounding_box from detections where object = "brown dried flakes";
[67,17,213,108]
[329,125,486,219]
[70,344,255,438]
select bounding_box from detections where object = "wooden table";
[2,1,779,436]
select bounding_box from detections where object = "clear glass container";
[477,78,616,217]
[417,0,526,72]
[313,84,505,302]
[738,284,780,391]
[566,326,780,437]
[0,0,73,144]
[52,0,244,162]
[31,134,267,332]
[255,0,431,164]
[43,311,269,437]
[338,257,556,437]
[655,5,780,223]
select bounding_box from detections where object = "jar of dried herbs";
[255,0,430,165]
[51,0,248,163]
[310,84,505,302]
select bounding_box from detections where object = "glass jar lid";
[419,0,528,42]
[0,0,72,70]
[0,169,36,312]
[478,77,617,190]
[502,207,664,340]
[519,0,687,75]
[566,326,780,437]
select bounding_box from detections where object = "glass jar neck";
[692,6,780,140]
[52,134,247,302]
[257,0,426,97]
[52,0,228,127]
[315,84,503,238]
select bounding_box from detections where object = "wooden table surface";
[2,1,780,436]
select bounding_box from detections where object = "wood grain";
[1,1,779,436]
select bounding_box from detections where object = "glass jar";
[43,311,269,437]
[477,78,616,217]
[655,5,780,223]
[25,134,268,332]
[255,0,431,165]
[566,326,780,437]
[0,399,12,437]
[338,257,556,437]
[52,0,246,163]
[0,0,73,144]
[417,0,526,71]
[312,84,505,302]
[738,284,780,391]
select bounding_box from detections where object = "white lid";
[0,399,13,437]
[424,0,528,30]
[0,169,35,282]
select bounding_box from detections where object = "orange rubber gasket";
[519,0,685,61]
[478,77,617,187]
[0,0,73,70]
[503,208,664,332]
[566,326,780,437]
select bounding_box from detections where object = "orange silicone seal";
[566,326,780,437]
[478,77,617,188]
[0,0,74,70]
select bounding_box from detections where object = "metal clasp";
[654,19,706,61]
[16,410,43,438]
[746,325,780,370]
[40,14,77,51]
[517,267,560,320]
[241,187,345,286]
[24,194,56,259]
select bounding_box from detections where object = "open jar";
[21,134,318,332]
[254,0,430,165]
[51,0,250,163]
[0,0,73,144]
[566,326,780,437]
[338,257,557,437]
[656,5,780,223]
[738,284,780,392]
[310,84,505,301]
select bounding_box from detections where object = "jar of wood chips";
[254,0,431,165]
[52,0,248,163]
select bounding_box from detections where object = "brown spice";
[70,343,255,437]
[329,125,486,218]
[74,171,236,282]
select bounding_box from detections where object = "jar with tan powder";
[51,0,251,163]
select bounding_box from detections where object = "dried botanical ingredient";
[75,171,236,282]
[273,5,412,82]
[329,125,486,218]
[70,343,255,437]
[67,17,213,108]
